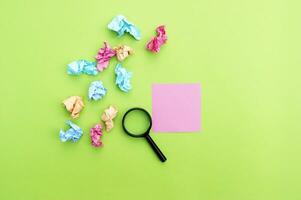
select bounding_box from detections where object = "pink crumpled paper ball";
[90,124,103,147]
[146,25,167,53]
[95,42,116,71]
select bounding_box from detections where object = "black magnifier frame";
[122,107,167,162]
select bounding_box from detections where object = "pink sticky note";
[152,84,201,133]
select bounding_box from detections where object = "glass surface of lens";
[123,109,151,136]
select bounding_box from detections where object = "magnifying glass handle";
[145,135,167,162]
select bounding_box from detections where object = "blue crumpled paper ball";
[67,59,98,76]
[115,63,132,92]
[108,15,141,40]
[88,81,107,101]
[59,120,83,142]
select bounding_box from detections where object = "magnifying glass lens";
[123,109,151,136]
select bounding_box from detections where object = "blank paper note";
[152,84,201,133]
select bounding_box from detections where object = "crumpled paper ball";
[63,96,84,119]
[114,45,133,61]
[88,81,107,101]
[67,60,98,76]
[59,120,83,142]
[146,25,167,53]
[115,63,132,92]
[95,42,116,71]
[90,124,103,147]
[108,15,141,40]
[101,106,118,132]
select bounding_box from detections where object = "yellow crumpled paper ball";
[101,105,118,132]
[62,96,84,119]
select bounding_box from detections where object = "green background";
[0,0,300,199]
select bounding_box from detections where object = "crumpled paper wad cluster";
[95,42,133,72]
[60,15,168,146]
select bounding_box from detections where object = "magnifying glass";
[122,107,167,162]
